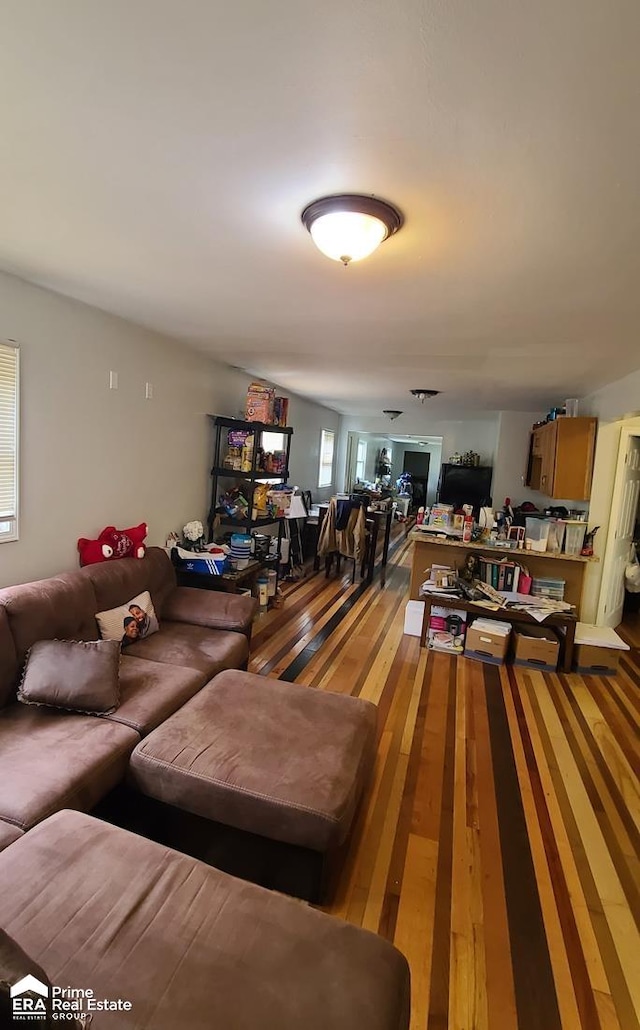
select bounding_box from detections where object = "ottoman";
[128,670,377,854]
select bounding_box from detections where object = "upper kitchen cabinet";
[526,417,597,501]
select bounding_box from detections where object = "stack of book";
[478,557,522,592]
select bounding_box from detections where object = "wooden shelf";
[408,530,596,562]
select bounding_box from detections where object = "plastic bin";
[546,520,566,554]
[525,518,550,552]
[564,521,587,555]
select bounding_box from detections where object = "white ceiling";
[1,1,638,417]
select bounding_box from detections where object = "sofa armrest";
[162,587,257,637]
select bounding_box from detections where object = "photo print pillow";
[96,590,159,649]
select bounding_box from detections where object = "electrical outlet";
[109,370,118,390]
[145,382,153,400]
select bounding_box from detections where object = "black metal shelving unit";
[207,416,294,566]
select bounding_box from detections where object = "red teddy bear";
[77,523,148,567]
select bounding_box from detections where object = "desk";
[418,593,577,672]
[409,529,595,617]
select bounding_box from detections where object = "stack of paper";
[471,619,512,636]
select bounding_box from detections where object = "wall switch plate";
[145,382,153,400]
[109,370,118,390]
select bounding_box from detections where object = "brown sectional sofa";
[0,548,255,837]
[0,550,411,1027]
[0,810,411,1029]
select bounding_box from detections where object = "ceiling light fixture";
[383,409,403,421]
[301,194,403,266]
[410,389,440,404]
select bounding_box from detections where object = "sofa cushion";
[0,821,22,852]
[17,638,121,715]
[103,655,208,736]
[123,621,248,677]
[0,811,411,1030]
[0,928,54,1028]
[0,573,99,664]
[129,671,377,851]
[79,547,176,621]
[0,705,139,831]
[96,589,159,648]
[161,585,257,635]
[0,607,19,710]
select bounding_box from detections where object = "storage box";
[174,553,227,576]
[427,606,467,654]
[464,620,511,665]
[513,625,560,671]
[573,623,630,675]
[404,600,425,637]
[245,382,275,423]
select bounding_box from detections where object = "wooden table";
[418,593,578,672]
[175,559,263,594]
[408,529,595,617]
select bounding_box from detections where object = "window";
[318,429,335,488]
[355,439,367,482]
[0,342,19,543]
[261,431,285,452]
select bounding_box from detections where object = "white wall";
[0,271,339,587]
[337,414,499,493]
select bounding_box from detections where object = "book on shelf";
[479,557,521,594]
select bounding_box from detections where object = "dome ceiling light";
[383,410,403,420]
[410,389,440,404]
[301,194,404,266]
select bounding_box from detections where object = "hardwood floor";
[249,528,640,1030]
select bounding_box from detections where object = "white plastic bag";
[625,553,640,593]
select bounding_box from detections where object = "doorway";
[597,427,640,628]
[402,450,431,511]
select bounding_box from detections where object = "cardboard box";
[513,625,559,671]
[427,606,467,654]
[245,382,275,423]
[573,643,621,676]
[465,621,511,665]
[573,623,630,675]
[404,600,425,637]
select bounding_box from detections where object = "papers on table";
[502,592,573,622]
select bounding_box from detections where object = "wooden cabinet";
[526,417,597,500]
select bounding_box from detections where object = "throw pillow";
[95,590,159,649]
[17,639,121,715]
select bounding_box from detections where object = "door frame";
[596,425,640,625]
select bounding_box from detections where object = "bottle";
[241,435,254,472]
[257,576,269,609]
[462,516,473,543]
[416,506,425,525]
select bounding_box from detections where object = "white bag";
[625,553,640,593]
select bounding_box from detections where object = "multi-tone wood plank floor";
[250,526,640,1030]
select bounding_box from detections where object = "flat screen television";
[437,464,493,518]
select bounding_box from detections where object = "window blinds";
[0,343,18,522]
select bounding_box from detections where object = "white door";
[598,430,640,627]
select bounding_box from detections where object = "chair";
[319,496,369,583]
